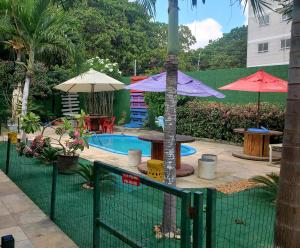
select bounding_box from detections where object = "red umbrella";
[219,69,287,126]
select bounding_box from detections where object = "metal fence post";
[193,192,204,248]
[17,118,20,134]
[206,188,216,248]
[93,162,100,248]
[50,162,58,221]
[5,138,11,175]
[181,190,192,248]
[1,235,14,248]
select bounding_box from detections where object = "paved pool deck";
[80,128,280,188]
[71,127,280,189]
[0,170,77,248]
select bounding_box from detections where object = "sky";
[154,0,248,49]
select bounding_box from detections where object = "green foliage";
[76,162,115,187]
[82,57,122,80]
[144,92,165,117]
[21,112,42,134]
[53,114,88,155]
[191,26,248,70]
[251,172,279,202]
[114,65,288,124]
[0,0,80,62]
[176,101,284,143]
[39,146,61,164]
[68,2,196,75]
[117,111,127,126]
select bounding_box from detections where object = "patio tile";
[13,209,47,225]
[15,240,34,248]
[1,194,34,214]
[0,182,20,196]
[21,219,60,239]
[0,171,10,183]
[0,170,78,248]
[31,232,77,248]
[0,214,17,229]
[0,226,28,242]
[0,200,10,216]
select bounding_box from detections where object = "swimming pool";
[88,134,196,157]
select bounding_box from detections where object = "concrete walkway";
[0,170,77,248]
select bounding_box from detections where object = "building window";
[258,43,269,53]
[258,15,269,26]
[282,13,291,21]
[281,39,291,49]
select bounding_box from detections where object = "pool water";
[88,134,196,157]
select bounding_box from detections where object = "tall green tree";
[192,26,247,70]
[274,0,300,246]
[143,1,300,244]
[0,0,77,140]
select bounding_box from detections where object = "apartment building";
[247,2,291,67]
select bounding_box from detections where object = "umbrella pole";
[91,84,95,114]
[257,92,261,128]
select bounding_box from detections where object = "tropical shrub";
[250,172,279,202]
[20,112,42,134]
[76,162,115,189]
[39,146,62,164]
[83,57,122,79]
[176,100,285,143]
[54,118,88,156]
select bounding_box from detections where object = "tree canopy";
[0,0,248,120]
[190,26,247,70]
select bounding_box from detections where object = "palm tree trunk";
[275,0,300,246]
[12,49,22,123]
[21,50,34,141]
[162,0,179,234]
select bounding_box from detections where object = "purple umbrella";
[125,71,225,98]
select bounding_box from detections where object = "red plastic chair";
[84,116,91,131]
[98,116,108,133]
[102,116,116,133]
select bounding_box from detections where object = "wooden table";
[233,128,283,161]
[137,134,195,177]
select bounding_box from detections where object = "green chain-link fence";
[93,161,195,248]
[0,139,276,248]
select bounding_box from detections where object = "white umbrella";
[54,68,124,115]
[54,68,124,93]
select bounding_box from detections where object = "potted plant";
[39,146,62,165]
[20,111,89,174]
[50,117,88,174]
[76,162,115,189]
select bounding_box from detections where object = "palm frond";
[135,0,156,18]
[251,172,279,201]
[0,15,15,38]
[274,0,293,21]
[76,163,115,184]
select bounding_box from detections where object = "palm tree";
[0,0,76,140]
[273,0,300,246]
[141,0,300,244]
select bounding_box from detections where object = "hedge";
[115,65,288,125]
[176,100,285,143]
